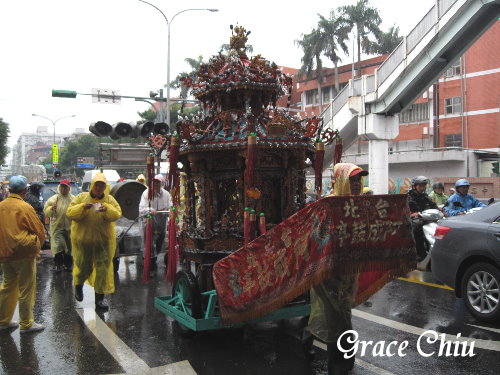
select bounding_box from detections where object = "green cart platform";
[155,269,310,333]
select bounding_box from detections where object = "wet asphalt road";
[1,252,499,375]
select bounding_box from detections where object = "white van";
[81,169,120,192]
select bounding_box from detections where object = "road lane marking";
[313,340,398,375]
[352,309,500,352]
[397,276,453,291]
[76,308,197,375]
[467,324,500,334]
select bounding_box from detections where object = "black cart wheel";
[461,262,500,323]
[172,269,202,319]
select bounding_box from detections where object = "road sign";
[52,144,59,163]
[76,156,95,169]
[92,88,121,104]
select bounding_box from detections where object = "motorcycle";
[416,208,444,271]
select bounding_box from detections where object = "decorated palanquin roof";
[177,25,334,153]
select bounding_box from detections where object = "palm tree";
[338,0,382,76]
[317,11,350,96]
[167,55,205,99]
[295,27,326,109]
[373,25,403,55]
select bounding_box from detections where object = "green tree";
[338,0,382,76]
[318,11,350,96]
[137,107,157,123]
[168,55,205,99]
[295,27,327,108]
[59,135,99,177]
[0,117,10,164]
[373,25,403,54]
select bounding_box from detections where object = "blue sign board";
[76,163,94,168]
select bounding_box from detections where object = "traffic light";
[52,163,57,169]
[492,161,500,174]
[89,121,113,137]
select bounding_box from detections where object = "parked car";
[431,202,500,322]
[41,180,80,202]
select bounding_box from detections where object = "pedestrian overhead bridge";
[320,0,500,193]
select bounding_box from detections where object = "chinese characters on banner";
[213,195,416,324]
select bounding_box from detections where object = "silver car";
[431,202,500,323]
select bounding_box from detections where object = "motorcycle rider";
[428,181,448,207]
[408,176,438,261]
[445,179,485,216]
[24,182,45,223]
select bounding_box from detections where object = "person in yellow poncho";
[308,163,368,375]
[66,173,122,311]
[43,179,75,272]
[0,175,46,333]
[136,174,147,186]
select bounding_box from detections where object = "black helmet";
[411,176,429,186]
[432,181,444,190]
[28,182,44,191]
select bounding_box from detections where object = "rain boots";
[63,253,73,272]
[327,334,355,375]
[74,284,83,302]
[54,253,64,272]
[95,293,108,311]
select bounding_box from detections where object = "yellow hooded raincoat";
[308,163,365,343]
[43,185,75,256]
[66,173,121,294]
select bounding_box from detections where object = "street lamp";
[137,1,218,129]
[32,113,76,163]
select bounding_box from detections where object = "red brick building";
[287,20,500,181]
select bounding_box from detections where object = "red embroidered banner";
[213,194,416,324]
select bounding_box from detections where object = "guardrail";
[320,0,462,124]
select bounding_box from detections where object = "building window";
[305,90,318,106]
[445,59,461,77]
[322,87,331,103]
[399,102,429,123]
[444,97,461,114]
[444,133,462,147]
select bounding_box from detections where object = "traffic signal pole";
[52,89,198,126]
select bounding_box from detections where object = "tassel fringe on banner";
[219,257,415,325]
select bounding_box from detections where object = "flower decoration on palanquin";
[148,134,169,150]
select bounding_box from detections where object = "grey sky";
[0,0,435,160]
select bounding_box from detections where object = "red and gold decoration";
[213,194,416,324]
[142,154,156,283]
[314,141,325,195]
[166,207,178,282]
[259,212,266,235]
